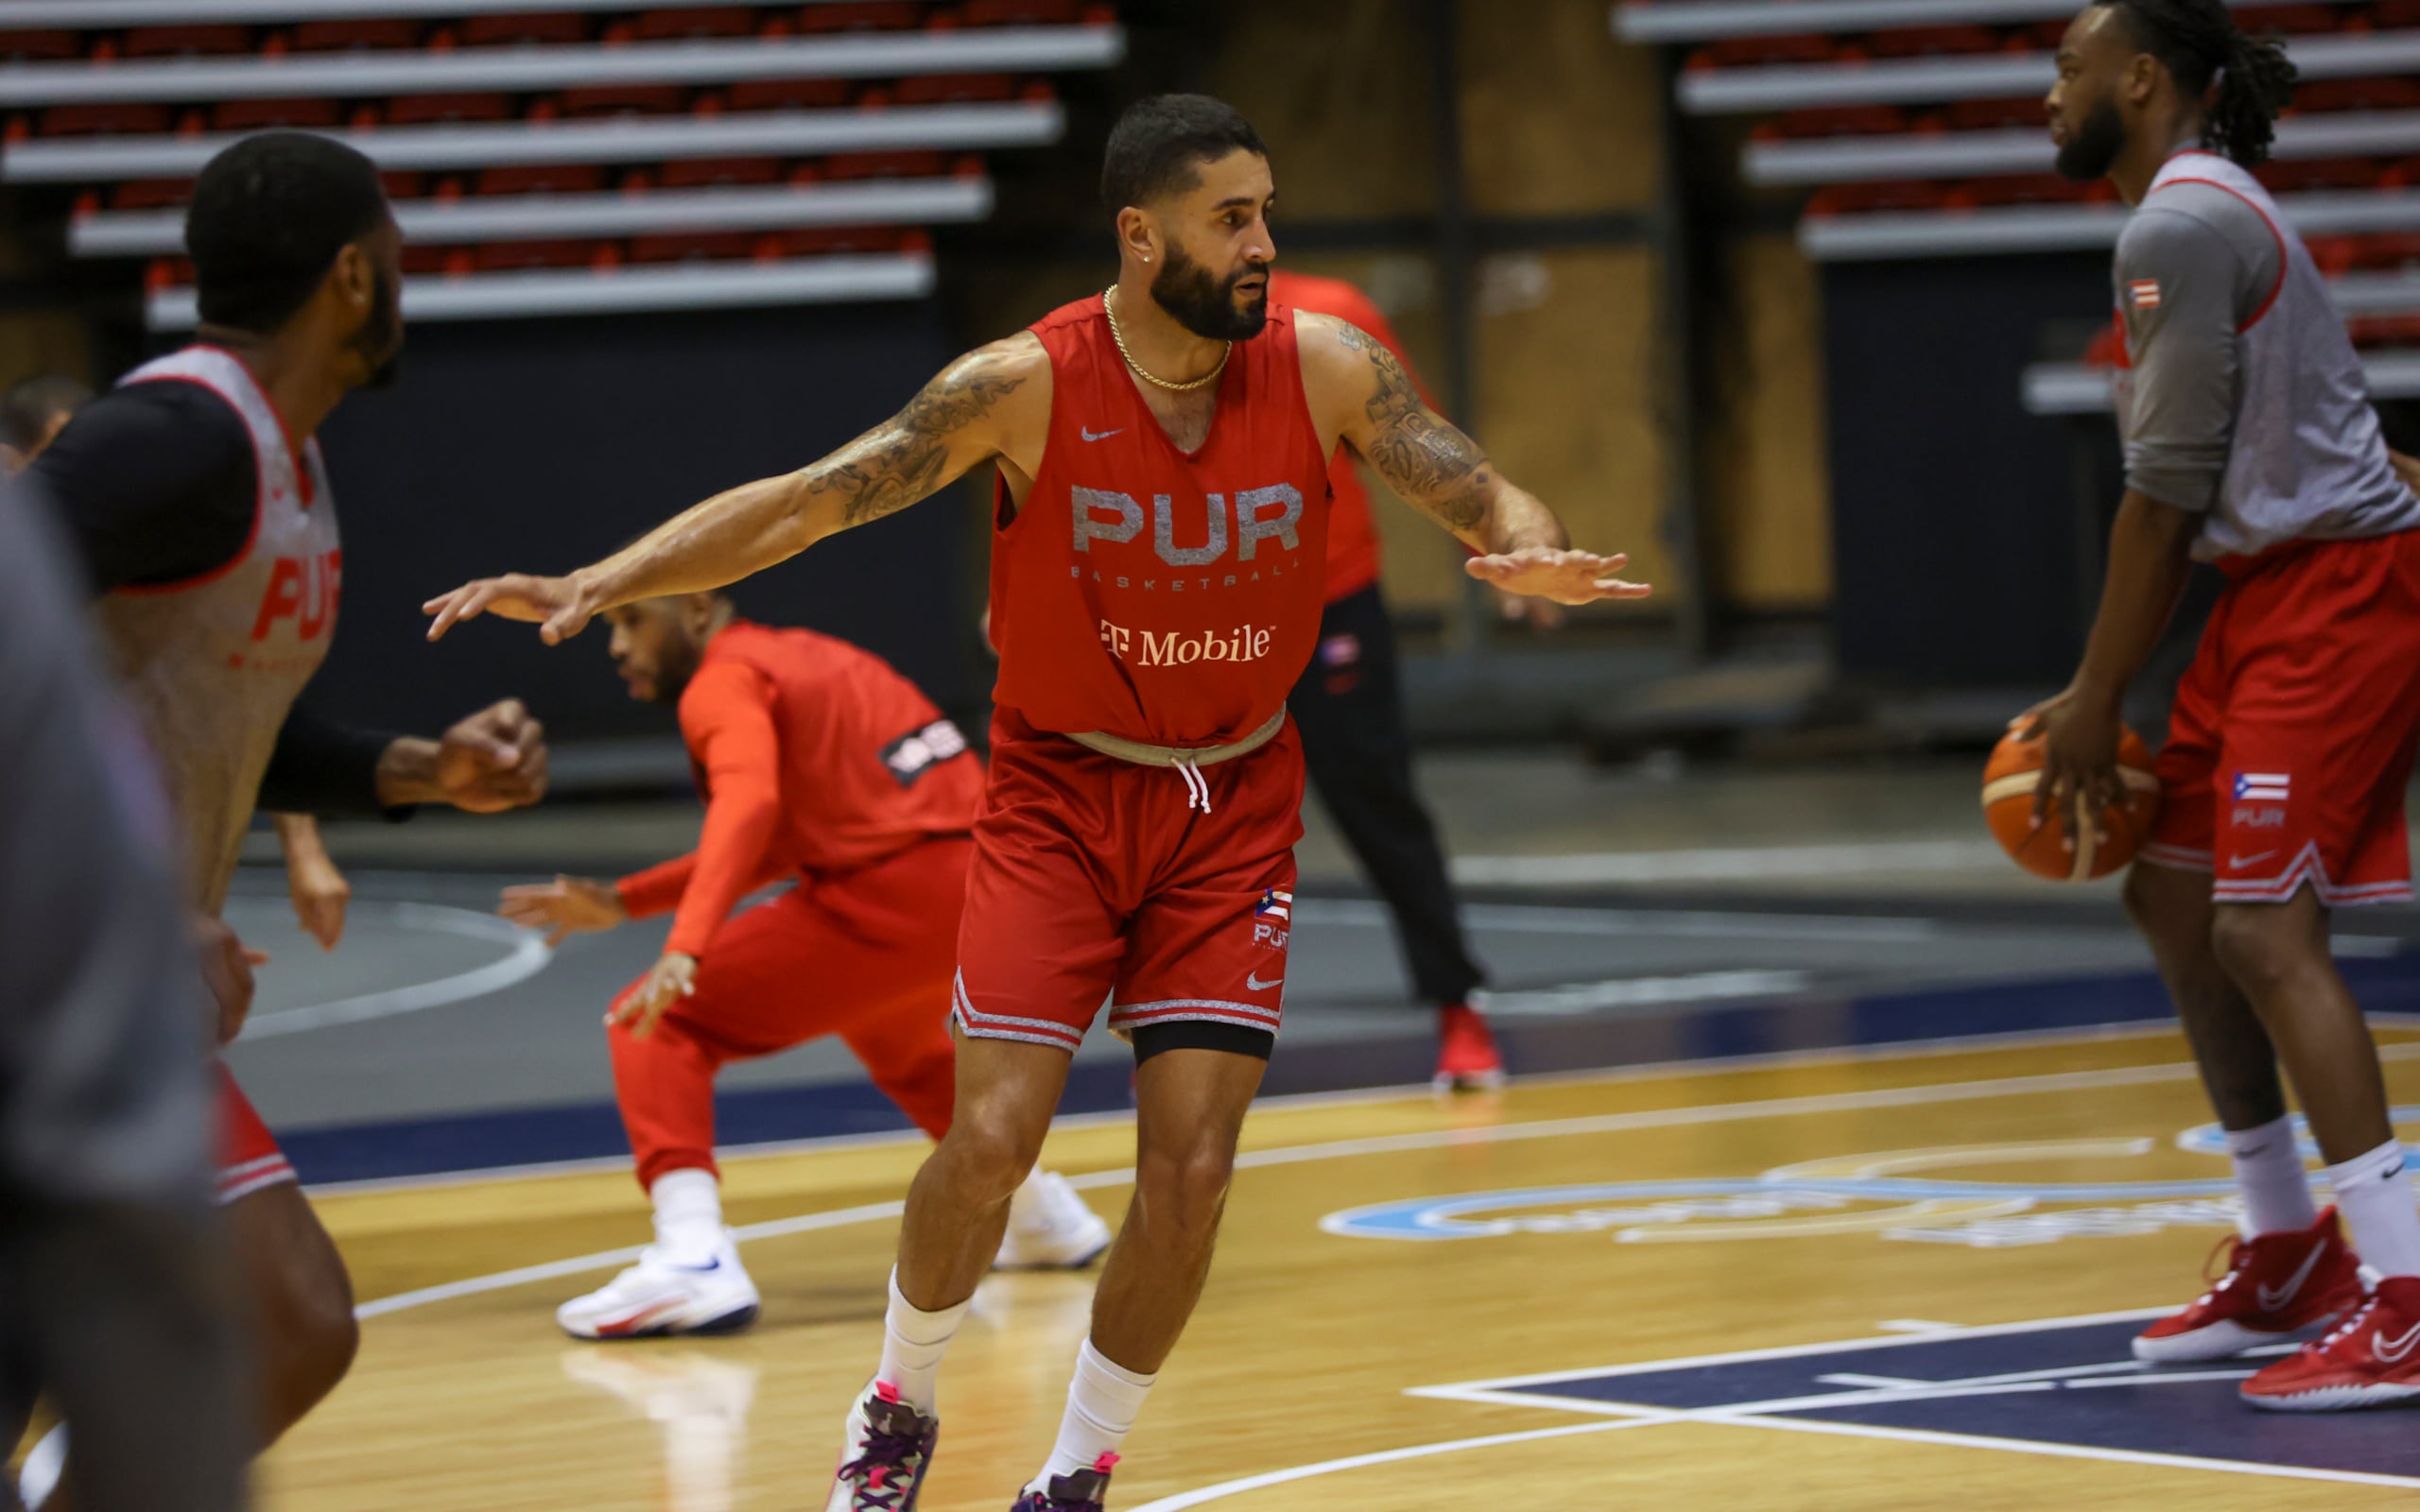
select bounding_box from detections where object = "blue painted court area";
[1475,1314,2420,1486]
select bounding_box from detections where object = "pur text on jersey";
[1070,484,1305,566]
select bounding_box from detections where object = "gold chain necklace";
[1102,286,1229,393]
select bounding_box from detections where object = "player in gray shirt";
[0,482,245,1510]
[2031,0,2420,1410]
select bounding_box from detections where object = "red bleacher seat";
[633,7,758,41]
[475,163,608,195]
[460,12,590,47]
[764,226,917,256]
[212,98,343,131]
[1805,181,1953,215]
[556,84,690,116]
[2349,314,2420,348]
[1947,174,2100,208]
[123,26,251,58]
[387,94,516,128]
[1698,36,1848,70]
[38,104,175,137]
[380,170,428,200]
[2292,77,2420,113]
[630,230,757,262]
[728,77,856,112]
[473,240,598,272]
[402,245,461,276]
[1946,97,2046,131]
[2257,158,2393,193]
[659,157,785,189]
[1758,105,1915,140]
[799,3,928,31]
[111,180,194,212]
[823,150,949,180]
[290,19,424,52]
[1865,26,2000,59]
[2232,5,2351,35]
[0,31,83,63]
[959,0,1083,23]
[895,74,1019,106]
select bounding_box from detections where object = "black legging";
[1287,584,1486,1008]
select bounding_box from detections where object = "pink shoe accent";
[874,1381,901,1404]
[1091,1452,1121,1473]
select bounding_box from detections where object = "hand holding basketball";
[1986,689,2160,882]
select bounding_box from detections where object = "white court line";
[1451,838,2008,886]
[1116,1418,1674,1511]
[1299,896,1944,943]
[237,902,551,1039]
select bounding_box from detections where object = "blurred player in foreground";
[0,486,245,1512]
[27,133,548,1502]
[1267,268,1512,1091]
[3,371,354,953]
[503,591,1109,1340]
[2033,0,2420,1409]
[427,93,1646,1509]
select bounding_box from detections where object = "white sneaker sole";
[1433,1066,1507,1093]
[2243,1380,2420,1411]
[558,1285,761,1340]
[994,1213,1114,1271]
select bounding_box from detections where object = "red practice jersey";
[616,620,980,955]
[1264,271,1437,604]
[989,293,1334,747]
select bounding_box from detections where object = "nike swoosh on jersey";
[1080,426,1125,442]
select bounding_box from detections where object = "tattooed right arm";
[575,335,1047,610]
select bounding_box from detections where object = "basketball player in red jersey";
[24,134,547,1508]
[1266,267,1522,1091]
[504,590,1110,1339]
[425,94,1647,1509]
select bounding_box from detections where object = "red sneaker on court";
[1433,1003,1505,1092]
[2131,1207,2362,1364]
[2242,1276,2420,1411]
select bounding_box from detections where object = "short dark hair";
[185,132,392,334]
[1100,94,1268,210]
[0,373,91,449]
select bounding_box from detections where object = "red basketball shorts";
[951,709,1305,1053]
[217,1062,295,1205]
[2144,529,2420,906]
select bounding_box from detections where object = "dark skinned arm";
[2019,490,2200,830]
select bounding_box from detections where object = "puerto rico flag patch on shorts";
[1254,888,1291,922]
[2234,770,2290,802]
[2128,279,2162,310]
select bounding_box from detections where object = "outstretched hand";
[424,573,594,645]
[1465,548,1652,607]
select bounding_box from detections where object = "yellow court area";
[274,1025,2420,1510]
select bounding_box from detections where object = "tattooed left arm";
[1299,313,1650,606]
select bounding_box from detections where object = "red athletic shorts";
[2144,529,2420,906]
[951,708,1305,1053]
[216,1062,295,1205]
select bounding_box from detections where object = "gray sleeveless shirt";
[91,348,341,916]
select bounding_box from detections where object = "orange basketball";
[1982,724,2162,882]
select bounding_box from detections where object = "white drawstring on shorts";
[1174,753,1212,814]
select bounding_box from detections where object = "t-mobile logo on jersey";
[1072,484,1305,568]
[1098,619,1274,668]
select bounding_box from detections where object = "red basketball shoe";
[2242,1276,2420,1411]
[1433,1002,1505,1092]
[2131,1208,2362,1364]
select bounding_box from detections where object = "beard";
[351,263,405,390]
[647,640,703,706]
[2054,95,2128,181]
[1150,241,1269,341]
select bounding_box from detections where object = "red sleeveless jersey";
[990,293,1332,747]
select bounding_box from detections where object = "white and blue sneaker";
[994,1171,1114,1271]
[557,1230,760,1340]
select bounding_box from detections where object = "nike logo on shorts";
[1081,426,1124,442]
[2229,850,2278,869]
[1246,972,1284,991]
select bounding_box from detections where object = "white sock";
[2225,1116,2320,1238]
[2327,1138,2420,1280]
[878,1268,970,1413]
[1028,1338,1155,1491]
[650,1167,724,1263]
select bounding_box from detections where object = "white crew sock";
[1028,1338,1156,1491]
[878,1268,971,1413]
[2327,1138,2420,1280]
[649,1167,725,1263]
[2225,1115,2321,1238]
